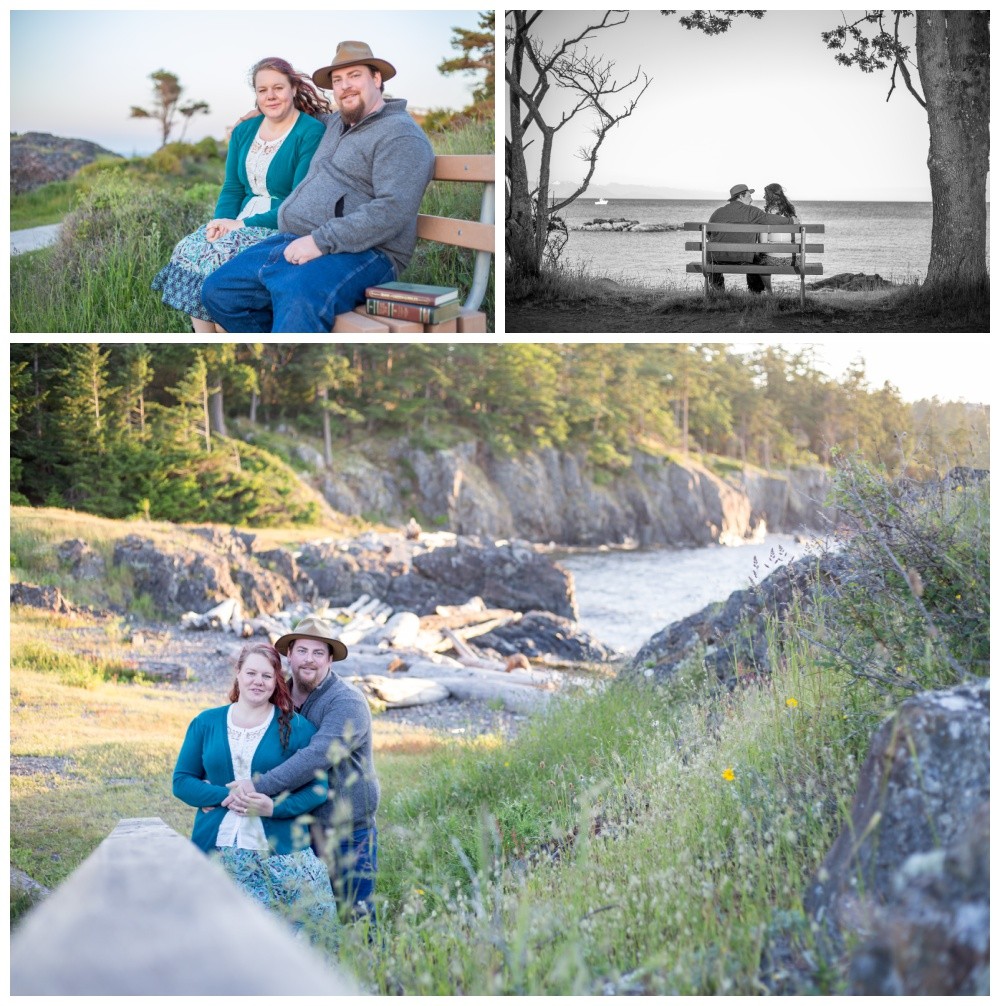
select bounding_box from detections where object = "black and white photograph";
[506,10,989,333]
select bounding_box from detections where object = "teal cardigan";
[173,704,327,855]
[214,111,325,230]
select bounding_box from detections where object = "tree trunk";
[915,11,990,289]
[207,389,227,437]
[249,390,258,425]
[506,15,543,279]
[318,386,333,467]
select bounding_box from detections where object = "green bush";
[147,149,182,175]
[11,173,214,333]
[194,136,222,159]
[146,440,321,527]
[823,457,989,693]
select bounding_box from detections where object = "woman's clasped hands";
[205,218,245,242]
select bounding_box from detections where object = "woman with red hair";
[152,57,330,331]
[173,641,337,941]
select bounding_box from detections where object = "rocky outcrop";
[56,539,107,580]
[625,552,849,687]
[804,681,990,995]
[112,531,297,618]
[570,219,683,233]
[106,528,577,627]
[809,272,899,291]
[389,538,577,619]
[476,611,614,664]
[11,132,122,194]
[741,466,840,534]
[317,443,828,549]
[11,582,79,615]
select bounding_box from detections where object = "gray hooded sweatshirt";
[277,97,435,277]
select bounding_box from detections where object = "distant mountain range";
[551,181,716,201]
[550,180,941,202]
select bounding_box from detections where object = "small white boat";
[595,197,609,205]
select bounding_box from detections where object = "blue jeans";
[313,824,378,921]
[201,234,394,333]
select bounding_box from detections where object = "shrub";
[194,136,222,159]
[11,173,214,332]
[822,456,989,693]
[147,149,182,175]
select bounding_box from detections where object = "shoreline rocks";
[571,218,683,233]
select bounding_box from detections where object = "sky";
[486,337,992,406]
[508,10,964,202]
[10,8,488,158]
[729,336,993,405]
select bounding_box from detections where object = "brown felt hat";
[312,40,397,90]
[729,183,755,198]
[273,614,348,661]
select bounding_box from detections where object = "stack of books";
[365,282,461,325]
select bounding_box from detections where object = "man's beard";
[339,94,367,126]
[292,667,326,694]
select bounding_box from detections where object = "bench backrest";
[416,154,495,312]
[10,818,356,995]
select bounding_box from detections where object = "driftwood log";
[179,593,576,714]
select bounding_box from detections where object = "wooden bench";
[332,153,495,334]
[684,222,825,308]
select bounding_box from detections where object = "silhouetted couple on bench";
[708,182,799,293]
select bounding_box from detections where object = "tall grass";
[401,118,495,330]
[11,175,215,333]
[11,120,495,334]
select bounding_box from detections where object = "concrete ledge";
[10,817,359,995]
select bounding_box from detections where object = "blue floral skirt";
[214,846,338,942]
[151,224,275,322]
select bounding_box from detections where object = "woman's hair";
[229,642,294,749]
[764,183,797,218]
[250,57,332,119]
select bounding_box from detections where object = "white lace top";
[215,704,274,851]
[238,125,289,222]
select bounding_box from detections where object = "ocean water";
[556,198,990,289]
[557,533,812,654]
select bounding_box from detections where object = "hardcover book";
[367,298,461,324]
[364,281,459,306]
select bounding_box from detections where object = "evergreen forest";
[10,342,988,527]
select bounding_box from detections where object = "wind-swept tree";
[130,69,211,149]
[439,11,495,120]
[506,10,652,279]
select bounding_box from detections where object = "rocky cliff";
[11,132,122,194]
[316,441,837,548]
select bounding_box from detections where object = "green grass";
[400,118,496,331]
[10,179,82,230]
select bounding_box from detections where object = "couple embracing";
[173,616,378,941]
[152,40,435,333]
[707,182,800,294]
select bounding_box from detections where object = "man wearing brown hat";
[203,41,436,332]
[705,184,795,293]
[224,614,381,920]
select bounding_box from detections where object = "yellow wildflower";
[785,697,799,708]
[722,767,735,782]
